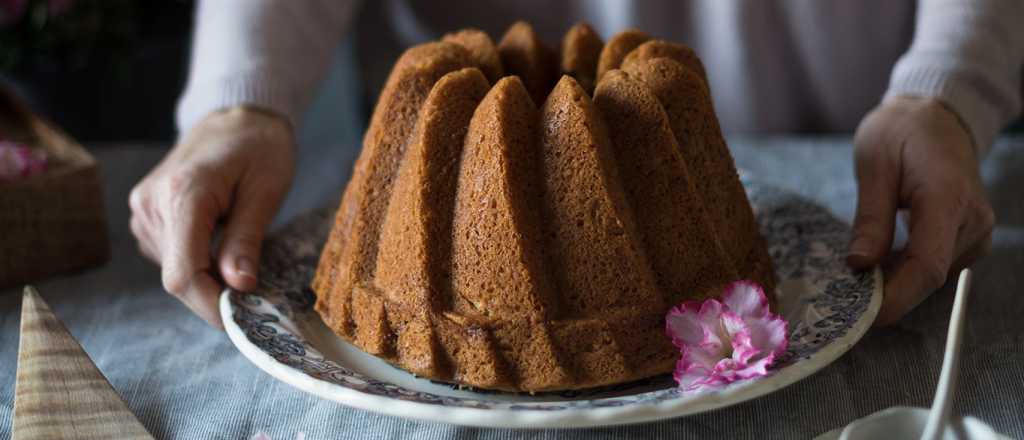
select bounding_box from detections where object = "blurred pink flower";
[0,141,47,182]
[665,280,788,393]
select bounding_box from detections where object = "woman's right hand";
[129,107,296,328]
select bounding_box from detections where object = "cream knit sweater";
[176,0,1024,152]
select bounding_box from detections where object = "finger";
[129,185,159,260]
[848,145,899,269]
[923,197,993,272]
[161,190,224,328]
[129,184,146,218]
[875,192,961,326]
[217,177,288,292]
[176,272,225,329]
[884,200,991,294]
[950,233,992,272]
[951,200,995,267]
[130,214,159,263]
[129,183,164,231]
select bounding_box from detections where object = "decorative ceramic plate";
[221,178,882,429]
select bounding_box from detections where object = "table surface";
[2,136,1022,440]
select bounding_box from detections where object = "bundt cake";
[312,21,775,392]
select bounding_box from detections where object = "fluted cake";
[312,21,775,392]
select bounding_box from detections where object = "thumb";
[847,146,899,269]
[218,179,287,292]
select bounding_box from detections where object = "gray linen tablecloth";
[2,136,1022,439]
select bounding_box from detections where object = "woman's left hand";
[848,96,995,325]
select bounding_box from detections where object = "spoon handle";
[920,269,973,440]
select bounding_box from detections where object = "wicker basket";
[0,86,110,289]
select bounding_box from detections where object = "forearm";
[886,0,1024,154]
[175,0,359,134]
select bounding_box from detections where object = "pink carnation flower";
[0,141,47,182]
[665,280,788,392]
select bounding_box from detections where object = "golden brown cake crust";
[313,42,475,338]
[497,21,559,107]
[442,29,505,85]
[559,23,604,94]
[596,29,651,82]
[621,40,708,83]
[374,67,492,377]
[540,76,662,317]
[593,70,740,304]
[313,23,776,392]
[621,57,776,293]
[450,77,575,390]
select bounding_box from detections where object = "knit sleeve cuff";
[886,59,1010,157]
[175,69,302,136]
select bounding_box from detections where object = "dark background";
[1,0,193,143]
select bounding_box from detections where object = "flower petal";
[676,363,730,392]
[666,299,726,354]
[685,344,724,370]
[720,310,748,337]
[665,301,705,348]
[721,311,761,364]
[674,355,715,391]
[730,352,775,380]
[697,299,725,324]
[697,300,729,357]
[722,280,770,319]
[745,313,789,359]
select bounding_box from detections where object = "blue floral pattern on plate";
[226,179,878,414]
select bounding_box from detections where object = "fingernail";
[846,252,872,268]
[235,257,257,280]
[846,240,873,268]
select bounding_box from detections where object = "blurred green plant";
[0,0,136,72]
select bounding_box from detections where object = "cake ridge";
[593,69,740,304]
[496,21,559,107]
[538,75,663,319]
[560,23,603,94]
[451,76,557,322]
[451,76,572,388]
[596,29,652,83]
[442,29,504,85]
[314,42,475,337]
[621,39,708,84]
[375,67,490,313]
[373,67,492,377]
[621,56,776,293]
